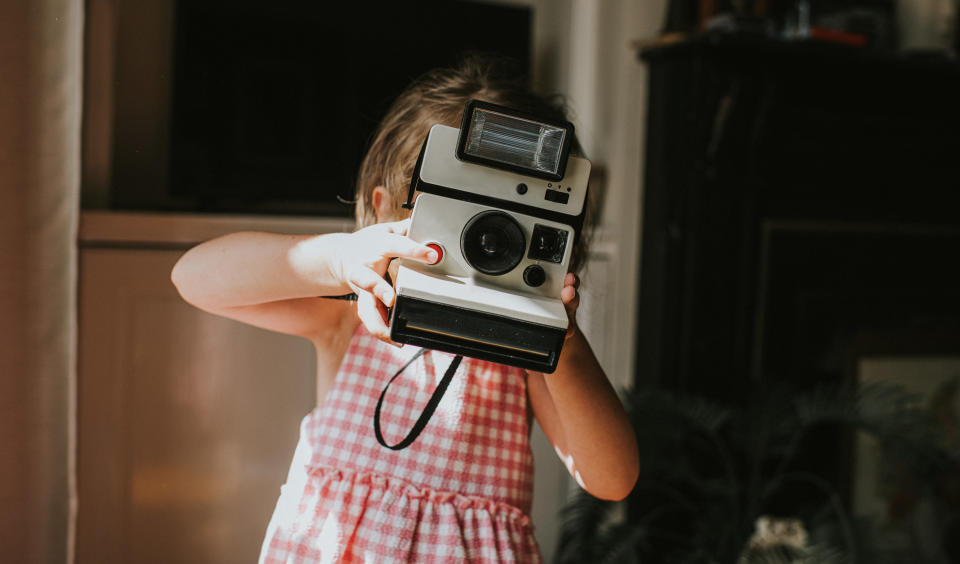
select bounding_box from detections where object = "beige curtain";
[0,1,82,563]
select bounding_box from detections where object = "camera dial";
[461,211,526,275]
[523,265,546,287]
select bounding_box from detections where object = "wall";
[0,1,83,562]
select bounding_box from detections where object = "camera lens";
[480,233,499,255]
[461,211,526,275]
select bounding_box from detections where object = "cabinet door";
[77,247,316,564]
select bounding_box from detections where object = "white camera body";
[389,116,590,373]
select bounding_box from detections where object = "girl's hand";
[561,272,580,339]
[332,219,438,342]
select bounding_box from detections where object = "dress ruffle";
[306,464,534,529]
[263,463,541,563]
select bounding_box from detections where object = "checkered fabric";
[259,325,540,563]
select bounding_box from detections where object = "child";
[171,56,638,563]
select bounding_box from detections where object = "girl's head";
[355,54,589,271]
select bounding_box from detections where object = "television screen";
[164,0,531,216]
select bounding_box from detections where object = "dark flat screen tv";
[161,0,531,216]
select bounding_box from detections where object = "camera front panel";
[407,193,573,298]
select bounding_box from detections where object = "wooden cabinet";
[636,37,960,399]
[76,212,347,563]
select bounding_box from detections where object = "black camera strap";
[373,348,463,450]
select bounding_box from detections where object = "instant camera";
[388,101,591,373]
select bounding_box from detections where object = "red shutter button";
[425,243,443,265]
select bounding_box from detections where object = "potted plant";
[557,382,958,563]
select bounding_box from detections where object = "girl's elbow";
[585,459,639,502]
[170,258,205,307]
[608,466,640,502]
[170,259,185,289]
[590,482,633,502]
[619,461,641,500]
[170,260,194,302]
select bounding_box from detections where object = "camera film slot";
[404,324,549,358]
[391,296,566,372]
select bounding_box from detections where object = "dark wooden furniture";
[636,36,960,403]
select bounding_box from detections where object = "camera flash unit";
[456,100,574,182]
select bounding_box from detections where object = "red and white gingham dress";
[259,324,540,563]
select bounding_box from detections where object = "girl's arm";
[170,219,436,339]
[527,274,639,501]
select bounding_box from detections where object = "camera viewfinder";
[528,224,568,264]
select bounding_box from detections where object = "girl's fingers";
[380,218,412,235]
[563,290,580,341]
[386,259,401,285]
[356,291,394,343]
[561,273,581,321]
[349,267,395,307]
[382,233,437,264]
[372,298,398,345]
[561,285,580,323]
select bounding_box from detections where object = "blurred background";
[1,0,959,562]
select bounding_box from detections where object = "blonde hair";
[354,55,590,272]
